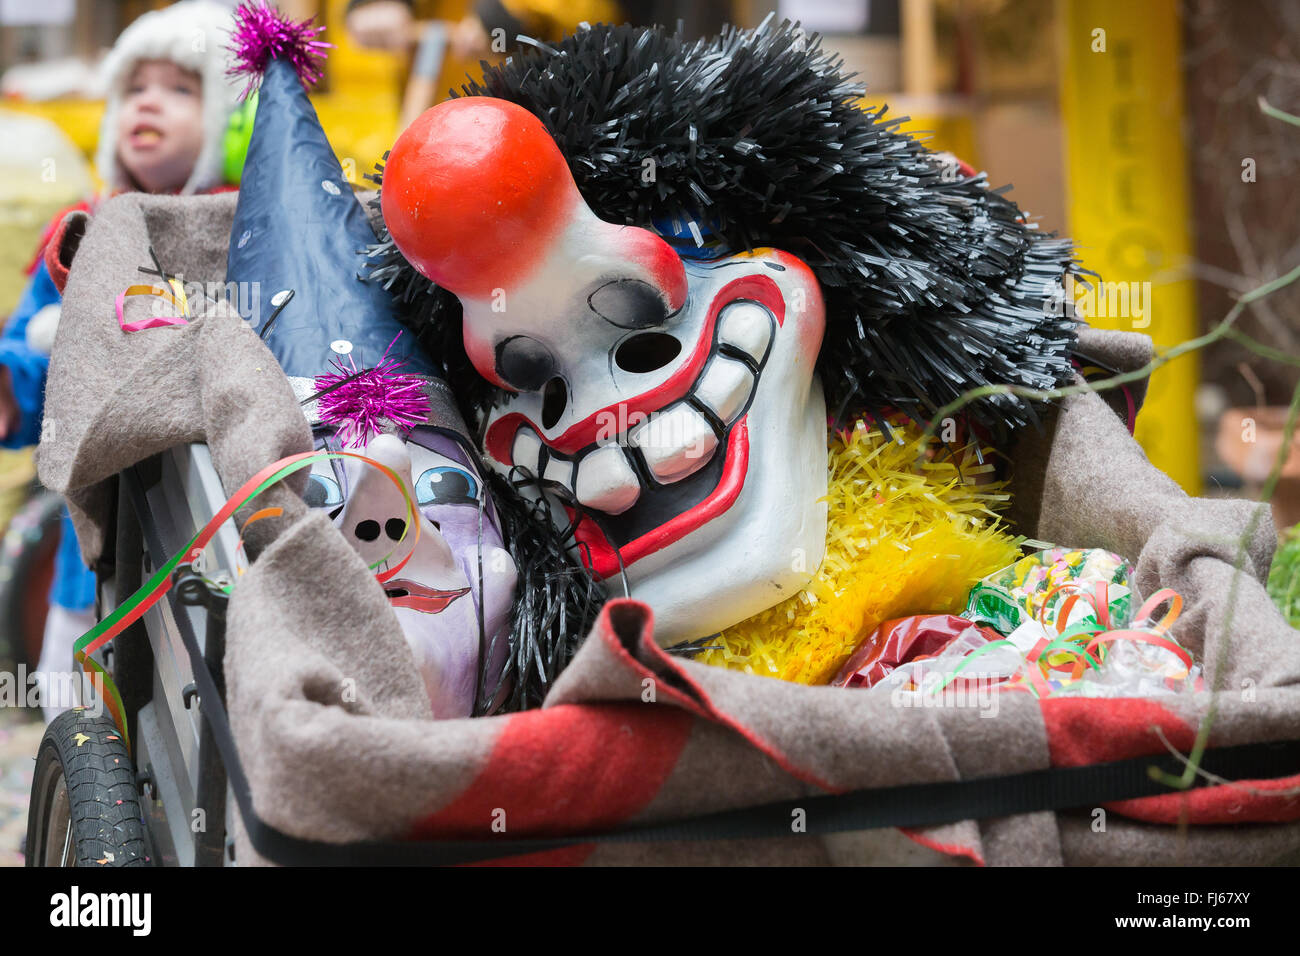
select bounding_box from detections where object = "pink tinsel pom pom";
[313,338,432,449]
[227,1,332,97]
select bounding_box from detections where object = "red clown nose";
[380,98,580,300]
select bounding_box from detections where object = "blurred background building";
[1,0,1298,513]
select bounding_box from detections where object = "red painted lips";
[385,580,471,614]
[569,417,750,579]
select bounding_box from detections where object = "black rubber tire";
[0,488,63,671]
[26,708,151,867]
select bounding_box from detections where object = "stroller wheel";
[0,488,63,671]
[26,709,151,867]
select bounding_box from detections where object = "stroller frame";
[107,444,235,867]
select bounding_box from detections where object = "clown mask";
[381,98,829,645]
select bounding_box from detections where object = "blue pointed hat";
[224,5,436,382]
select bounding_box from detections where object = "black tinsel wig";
[475,466,608,714]
[365,17,1082,437]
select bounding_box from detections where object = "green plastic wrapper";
[964,547,1134,637]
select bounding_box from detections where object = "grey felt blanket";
[37,191,1300,866]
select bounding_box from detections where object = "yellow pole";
[1059,0,1201,494]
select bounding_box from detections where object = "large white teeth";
[504,301,774,511]
[717,301,772,362]
[512,428,542,476]
[630,402,718,484]
[543,454,574,492]
[574,443,641,514]
[693,355,753,425]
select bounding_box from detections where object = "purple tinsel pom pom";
[227,1,332,97]
[313,338,431,449]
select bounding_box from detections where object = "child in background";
[0,1,245,722]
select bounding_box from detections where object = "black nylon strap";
[245,735,1300,866]
[124,467,1300,867]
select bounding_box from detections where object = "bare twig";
[1149,725,1300,797]
[1259,96,1300,127]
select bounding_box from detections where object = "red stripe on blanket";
[1042,697,1300,824]
[410,703,694,865]
[900,827,985,865]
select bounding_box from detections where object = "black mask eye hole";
[589,278,670,330]
[541,376,568,430]
[615,332,682,373]
[495,335,557,392]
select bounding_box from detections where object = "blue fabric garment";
[2,258,95,611]
[53,508,95,611]
[0,259,59,448]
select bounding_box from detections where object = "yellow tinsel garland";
[697,420,1023,684]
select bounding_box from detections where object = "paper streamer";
[115,279,190,333]
[937,582,1195,699]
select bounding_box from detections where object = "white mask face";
[381,96,828,645]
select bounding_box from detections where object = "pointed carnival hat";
[224,2,470,445]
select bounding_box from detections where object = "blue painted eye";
[415,466,479,505]
[304,473,343,509]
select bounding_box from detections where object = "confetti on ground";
[0,708,45,867]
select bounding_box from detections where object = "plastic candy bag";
[838,547,1204,701]
[830,614,1006,689]
[966,547,1132,635]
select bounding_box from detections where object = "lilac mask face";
[304,425,517,718]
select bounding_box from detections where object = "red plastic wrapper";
[830,614,1005,689]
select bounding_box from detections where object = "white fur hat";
[95,1,243,195]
